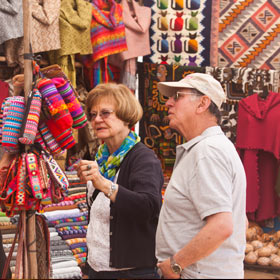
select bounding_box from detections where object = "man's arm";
[157,212,233,279]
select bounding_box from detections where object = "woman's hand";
[73,160,112,195]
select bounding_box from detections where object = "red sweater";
[236,92,280,221]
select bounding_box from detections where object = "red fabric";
[236,92,280,159]
[0,81,9,109]
[236,92,280,222]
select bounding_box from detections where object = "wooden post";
[22,0,38,279]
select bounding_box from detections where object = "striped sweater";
[84,0,127,67]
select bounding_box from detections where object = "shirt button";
[110,248,112,251]
[110,216,113,220]
[109,232,112,236]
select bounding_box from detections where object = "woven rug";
[218,0,280,71]
[143,0,219,66]
[138,62,205,178]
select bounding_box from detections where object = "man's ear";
[196,96,211,113]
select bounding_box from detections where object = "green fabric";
[95,131,140,182]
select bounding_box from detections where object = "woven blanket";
[61,233,86,240]
[43,209,87,222]
[51,250,74,257]
[69,242,87,250]
[65,238,86,245]
[143,0,219,66]
[218,0,280,70]
[55,220,88,229]
[48,215,88,226]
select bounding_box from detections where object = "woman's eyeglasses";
[89,109,114,121]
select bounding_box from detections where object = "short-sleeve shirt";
[156,126,246,279]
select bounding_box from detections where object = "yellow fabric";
[47,0,92,87]
[58,0,92,56]
[48,53,76,87]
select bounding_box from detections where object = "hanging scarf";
[95,131,140,182]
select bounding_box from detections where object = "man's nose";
[165,97,174,107]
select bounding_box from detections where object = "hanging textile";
[0,0,23,45]
[236,91,280,222]
[206,66,280,143]
[48,0,93,88]
[218,0,280,71]
[31,0,61,53]
[142,0,219,66]
[82,0,127,88]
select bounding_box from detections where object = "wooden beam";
[22,0,38,278]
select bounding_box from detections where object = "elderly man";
[156,73,246,279]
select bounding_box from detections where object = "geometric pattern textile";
[218,0,280,71]
[143,0,219,67]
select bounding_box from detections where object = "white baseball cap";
[157,73,226,109]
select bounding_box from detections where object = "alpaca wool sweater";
[236,92,280,221]
[31,0,61,53]
[84,0,127,66]
[0,0,23,44]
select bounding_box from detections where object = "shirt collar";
[177,126,224,153]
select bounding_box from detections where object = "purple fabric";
[69,242,87,250]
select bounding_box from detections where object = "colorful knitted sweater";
[83,0,127,66]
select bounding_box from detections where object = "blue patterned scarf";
[95,131,140,181]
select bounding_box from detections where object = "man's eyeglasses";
[89,109,114,121]
[172,91,196,101]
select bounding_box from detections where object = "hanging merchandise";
[0,145,69,217]
[82,0,128,88]
[0,1,23,45]
[0,62,88,217]
[0,1,24,71]
[0,96,25,154]
[48,0,93,88]
[18,89,42,145]
[31,0,61,53]
[143,0,219,66]
[236,91,280,222]
[109,0,152,90]
[52,77,87,129]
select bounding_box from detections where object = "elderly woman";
[75,83,163,279]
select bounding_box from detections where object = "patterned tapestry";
[218,0,280,71]
[138,62,280,178]
[143,0,220,67]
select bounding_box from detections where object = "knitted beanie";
[19,89,42,145]
[38,122,64,155]
[52,77,87,129]
[1,96,25,153]
[46,119,76,150]
[37,78,73,131]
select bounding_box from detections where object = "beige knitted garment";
[31,0,61,53]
